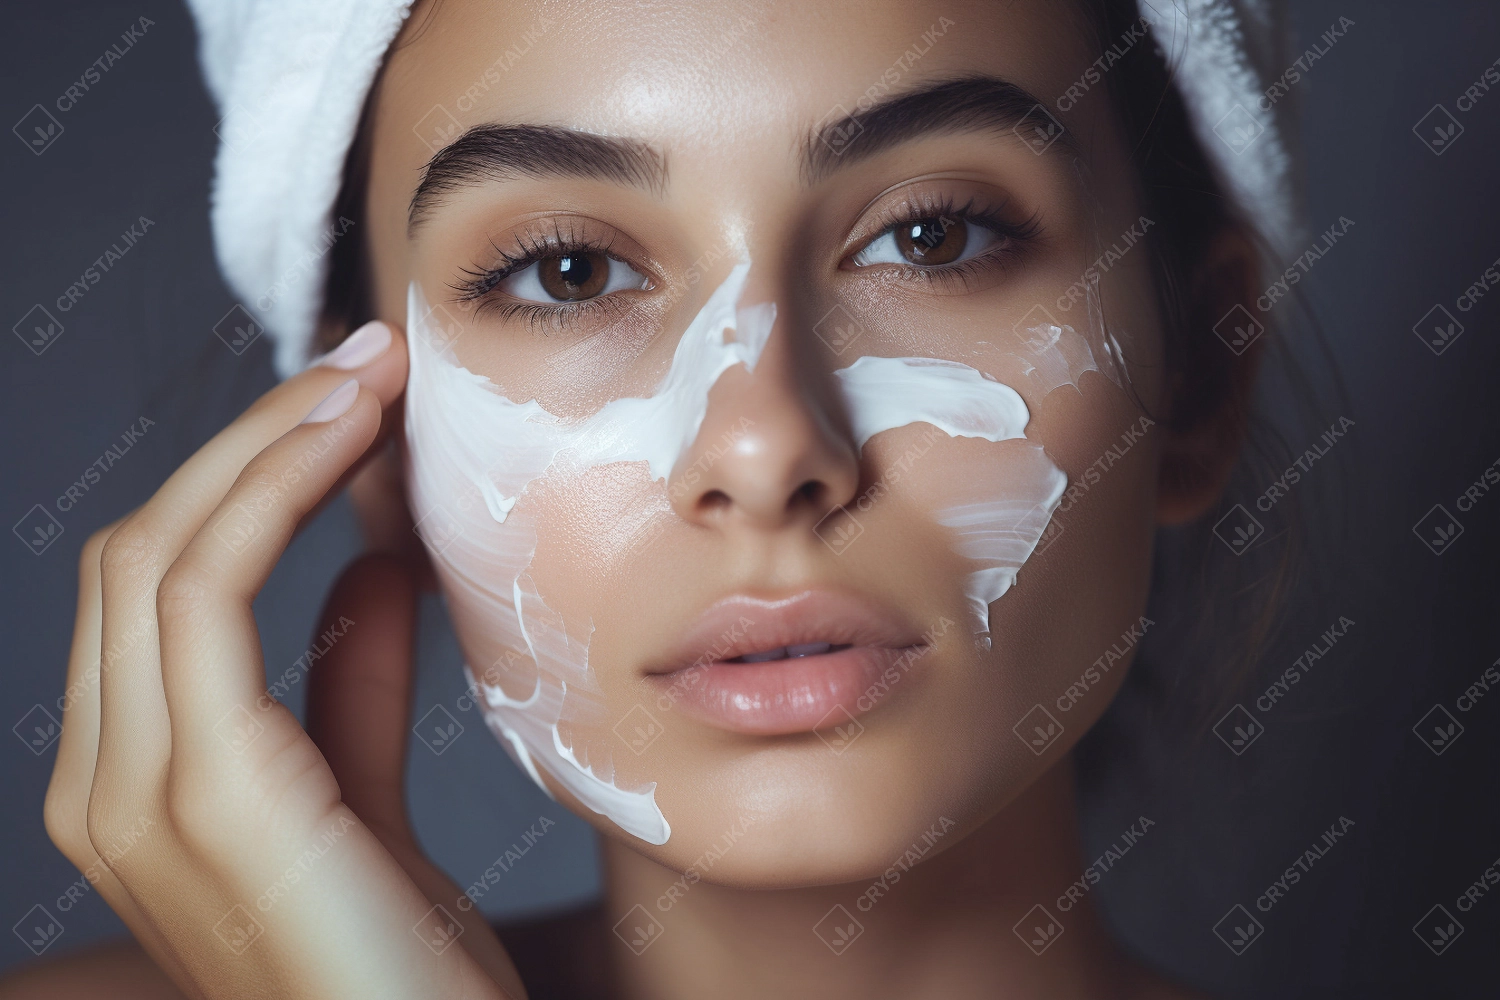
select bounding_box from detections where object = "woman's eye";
[500,251,649,303]
[852,216,998,268]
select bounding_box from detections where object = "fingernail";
[320,321,392,370]
[301,379,360,424]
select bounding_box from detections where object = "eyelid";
[841,194,1040,278]
[842,182,1034,259]
[449,214,660,306]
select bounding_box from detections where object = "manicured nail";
[300,379,360,424]
[320,321,391,370]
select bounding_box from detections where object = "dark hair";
[318,0,1324,733]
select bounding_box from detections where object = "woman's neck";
[600,757,1150,1000]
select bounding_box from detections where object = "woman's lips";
[645,590,928,735]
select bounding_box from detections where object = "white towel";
[186,0,1299,378]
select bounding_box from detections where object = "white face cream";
[404,262,1123,844]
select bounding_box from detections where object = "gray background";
[2,2,1497,996]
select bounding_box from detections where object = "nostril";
[793,480,825,507]
[698,488,732,513]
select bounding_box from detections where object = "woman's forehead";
[379,0,1098,163]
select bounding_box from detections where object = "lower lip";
[650,644,923,735]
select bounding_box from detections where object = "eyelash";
[449,220,638,331]
[850,193,1041,291]
[449,193,1041,330]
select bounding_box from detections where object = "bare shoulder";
[0,939,186,1000]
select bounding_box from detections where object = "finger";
[94,322,406,771]
[155,382,385,754]
[43,518,193,989]
[304,553,420,846]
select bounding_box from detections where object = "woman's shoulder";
[490,900,613,1000]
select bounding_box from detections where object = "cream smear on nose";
[404,262,1120,843]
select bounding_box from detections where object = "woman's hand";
[39,322,525,1000]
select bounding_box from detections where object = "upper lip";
[645,588,927,675]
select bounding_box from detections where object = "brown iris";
[538,251,609,300]
[894,216,966,265]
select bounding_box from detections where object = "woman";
[3,0,1299,996]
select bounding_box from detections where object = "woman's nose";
[668,309,860,533]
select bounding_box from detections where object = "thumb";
[305,552,420,849]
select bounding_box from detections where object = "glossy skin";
[8,1,1255,997]
[373,0,1163,882]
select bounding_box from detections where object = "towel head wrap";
[186,0,1300,378]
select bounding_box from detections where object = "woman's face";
[365,0,1167,884]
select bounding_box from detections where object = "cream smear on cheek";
[404,262,1122,844]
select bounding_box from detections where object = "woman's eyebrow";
[407,123,667,233]
[802,75,1081,182]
